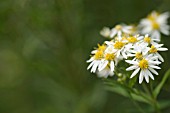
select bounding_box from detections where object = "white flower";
[97,67,114,78]
[87,43,119,75]
[126,54,161,84]
[87,53,103,73]
[139,11,170,40]
[100,27,111,38]
[138,34,160,45]
[98,45,119,72]
[149,43,168,62]
[126,42,149,60]
[91,44,106,54]
[87,44,106,73]
[110,24,133,38]
[126,35,143,44]
[125,35,144,54]
[105,37,128,59]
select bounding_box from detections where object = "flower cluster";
[87,11,169,84]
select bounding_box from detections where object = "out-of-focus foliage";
[0,0,170,113]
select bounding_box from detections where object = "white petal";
[122,51,127,59]
[127,53,135,57]
[91,61,100,73]
[117,31,122,37]
[149,67,158,75]
[91,50,97,54]
[110,61,115,72]
[110,29,117,38]
[126,65,138,71]
[156,53,164,62]
[144,70,149,83]
[98,60,108,71]
[87,60,95,70]
[116,50,121,58]
[149,56,158,60]
[125,60,138,65]
[148,60,161,65]
[151,31,160,40]
[130,68,140,78]
[149,65,161,69]
[86,57,94,63]
[160,26,170,35]
[146,69,154,80]
[157,48,168,51]
[139,70,144,84]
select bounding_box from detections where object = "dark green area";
[0,0,170,113]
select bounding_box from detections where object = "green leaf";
[130,92,151,104]
[104,80,152,104]
[104,80,130,97]
[153,69,170,98]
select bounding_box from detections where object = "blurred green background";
[0,0,170,113]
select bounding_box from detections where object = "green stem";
[142,83,151,96]
[149,83,161,113]
[129,93,145,113]
[153,98,161,113]
[142,82,161,113]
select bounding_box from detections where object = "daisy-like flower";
[98,45,119,72]
[126,54,161,84]
[105,38,128,59]
[149,43,168,62]
[110,24,133,38]
[100,27,111,38]
[126,42,149,60]
[138,34,160,46]
[139,11,170,40]
[87,44,106,73]
[125,35,144,51]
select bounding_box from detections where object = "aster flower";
[139,11,170,40]
[125,35,144,53]
[105,37,128,59]
[126,54,161,84]
[110,24,133,38]
[98,45,119,72]
[87,44,106,73]
[126,42,149,60]
[149,43,168,62]
[138,34,160,46]
[100,27,111,38]
[126,35,143,44]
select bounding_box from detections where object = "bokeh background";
[0,0,170,113]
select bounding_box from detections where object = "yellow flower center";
[105,53,115,60]
[94,51,103,59]
[152,21,159,29]
[97,44,106,51]
[144,37,151,43]
[139,59,149,69]
[114,41,124,49]
[127,36,137,43]
[115,25,122,30]
[147,12,160,30]
[135,52,143,60]
[149,45,157,53]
